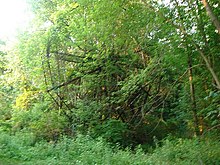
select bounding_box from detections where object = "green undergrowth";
[0,131,220,165]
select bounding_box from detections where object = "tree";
[3,0,219,146]
[201,0,220,35]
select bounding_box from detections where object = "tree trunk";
[194,44,220,90]
[201,0,220,35]
[187,48,200,136]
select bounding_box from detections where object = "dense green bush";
[148,136,220,165]
[93,119,129,145]
[1,131,220,165]
[10,101,68,141]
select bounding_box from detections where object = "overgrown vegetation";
[0,131,220,165]
[0,0,220,164]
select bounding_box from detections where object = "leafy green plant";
[94,119,129,145]
[148,136,220,165]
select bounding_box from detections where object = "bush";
[0,131,220,165]
[93,119,129,145]
[148,136,220,165]
[10,104,68,141]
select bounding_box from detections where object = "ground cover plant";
[1,131,220,164]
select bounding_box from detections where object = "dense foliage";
[0,131,220,165]
[0,0,220,164]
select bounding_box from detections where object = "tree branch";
[201,0,220,35]
[46,67,102,92]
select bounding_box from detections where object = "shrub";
[148,136,220,165]
[0,131,220,165]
